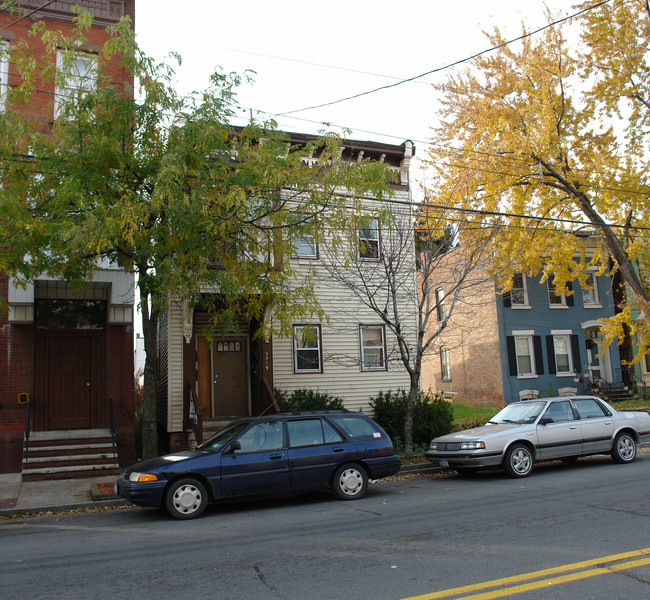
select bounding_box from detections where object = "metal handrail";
[24,399,31,466]
[109,397,117,462]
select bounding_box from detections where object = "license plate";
[439,459,449,468]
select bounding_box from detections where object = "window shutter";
[534,336,544,375]
[571,335,581,372]
[506,336,517,376]
[503,292,511,308]
[546,335,556,374]
[567,281,574,307]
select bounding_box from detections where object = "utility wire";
[0,0,59,33]
[277,0,613,116]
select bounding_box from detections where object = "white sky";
[135,0,575,190]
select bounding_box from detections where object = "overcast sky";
[135,1,576,186]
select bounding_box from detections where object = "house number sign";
[216,341,241,352]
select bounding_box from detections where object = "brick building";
[0,1,136,476]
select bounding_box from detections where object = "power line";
[277,0,613,117]
[0,0,59,33]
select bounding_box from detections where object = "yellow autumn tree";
[426,0,650,360]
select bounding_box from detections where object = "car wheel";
[611,432,637,464]
[332,464,368,500]
[165,478,208,519]
[503,443,534,478]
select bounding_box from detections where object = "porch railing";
[109,397,117,462]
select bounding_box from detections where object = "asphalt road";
[2,452,650,600]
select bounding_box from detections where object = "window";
[436,288,445,321]
[287,418,343,447]
[358,218,380,259]
[233,421,284,453]
[293,325,322,373]
[326,414,384,441]
[542,401,574,423]
[440,347,451,381]
[552,335,573,374]
[54,49,97,118]
[510,273,529,307]
[515,336,535,376]
[574,398,609,419]
[582,273,600,307]
[293,232,317,258]
[360,325,386,371]
[0,41,8,112]
[548,279,567,307]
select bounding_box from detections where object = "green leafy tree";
[426,1,650,363]
[0,10,392,458]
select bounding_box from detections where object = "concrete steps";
[23,429,119,482]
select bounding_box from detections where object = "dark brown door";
[212,337,249,416]
[48,334,93,429]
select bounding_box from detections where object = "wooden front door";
[212,337,249,416]
[47,334,94,429]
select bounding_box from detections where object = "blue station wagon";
[117,410,400,519]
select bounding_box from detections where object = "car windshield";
[487,401,546,425]
[196,421,251,452]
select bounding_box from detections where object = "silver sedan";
[425,396,650,478]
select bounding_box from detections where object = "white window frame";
[548,279,567,308]
[54,49,97,118]
[552,331,574,376]
[360,325,386,371]
[358,218,380,260]
[292,325,322,373]
[440,347,451,381]
[510,272,529,307]
[582,272,601,307]
[292,232,317,259]
[513,330,536,378]
[0,41,8,112]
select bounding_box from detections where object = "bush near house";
[275,389,344,411]
[370,390,454,451]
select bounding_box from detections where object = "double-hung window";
[548,279,567,307]
[440,347,451,381]
[0,41,8,112]
[293,232,317,259]
[552,334,572,374]
[358,218,380,260]
[582,273,600,307]
[293,325,322,373]
[547,331,580,377]
[54,49,97,118]
[360,325,386,371]
[515,335,535,376]
[510,273,529,307]
[436,288,445,322]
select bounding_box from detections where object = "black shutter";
[571,335,581,372]
[533,336,544,375]
[567,281,574,307]
[546,335,557,374]
[503,292,512,308]
[506,336,517,376]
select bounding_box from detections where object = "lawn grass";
[451,402,501,431]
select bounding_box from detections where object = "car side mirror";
[225,441,241,454]
[539,417,552,425]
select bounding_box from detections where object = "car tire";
[503,443,534,478]
[611,432,637,464]
[332,463,368,500]
[165,478,208,519]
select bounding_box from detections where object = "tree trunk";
[403,374,419,458]
[139,287,159,460]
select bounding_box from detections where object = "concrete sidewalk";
[0,473,129,517]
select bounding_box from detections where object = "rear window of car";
[287,418,344,447]
[326,415,383,441]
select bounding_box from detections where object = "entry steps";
[23,429,119,481]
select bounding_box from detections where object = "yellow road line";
[400,547,650,600]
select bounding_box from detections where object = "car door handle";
[605,421,612,425]
[570,426,578,430]
[332,447,345,453]
[269,454,284,460]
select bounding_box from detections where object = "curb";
[0,499,132,519]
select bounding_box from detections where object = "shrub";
[274,388,344,411]
[370,389,454,448]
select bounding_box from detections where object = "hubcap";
[174,485,201,513]
[618,437,635,460]
[512,449,531,474]
[339,469,362,495]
